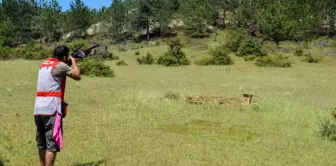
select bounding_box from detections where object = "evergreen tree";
[109,0,125,41]
[31,0,63,42]
[257,1,297,47]
[66,0,92,38]
[179,0,213,38]
[132,0,175,41]
[2,0,38,41]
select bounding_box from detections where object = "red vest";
[34,58,66,116]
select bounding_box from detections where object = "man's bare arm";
[68,57,81,81]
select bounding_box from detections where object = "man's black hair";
[53,45,70,60]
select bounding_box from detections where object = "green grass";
[1,40,336,165]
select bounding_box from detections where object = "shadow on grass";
[72,159,107,166]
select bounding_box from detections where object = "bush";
[69,40,119,60]
[225,28,248,52]
[137,52,155,65]
[69,40,89,53]
[195,46,234,66]
[110,54,120,60]
[255,55,292,68]
[319,110,336,142]
[116,60,128,66]
[0,19,16,47]
[237,38,267,57]
[79,59,115,77]
[90,46,118,60]
[211,47,234,65]
[157,38,190,66]
[293,48,303,56]
[135,51,140,56]
[303,53,322,63]
[18,42,51,60]
[0,46,13,60]
[70,43,118,60]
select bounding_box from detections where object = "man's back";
[33,45,81,166]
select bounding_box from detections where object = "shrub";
[157,38,190,66]
[110,54,120,60]
[303,53,322,63]
[137,52,154,65]
[70,43,118,60]
[0,46,13,60]
[237,38,267,57]
[68,40,118,60]
[79,59,115,77]
[319,110,336,142]
[135,51,140,56]
[17,42,51,60]
[211,47,234,65]
[90,46,118,60]
[116,60,128,66]
[293,48,303,56]
[69,40,89,53]
[255,55,292,68]
[195,46,234,66]
[225,28,248,52]
[262,42,277,55]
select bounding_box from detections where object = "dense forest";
[0,0,335,47]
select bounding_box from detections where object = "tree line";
[0,0,335,47]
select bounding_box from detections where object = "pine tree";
[66,0,92,38]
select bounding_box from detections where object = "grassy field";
[1,39,336,165]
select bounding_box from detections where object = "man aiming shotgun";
[33,44,99,166]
